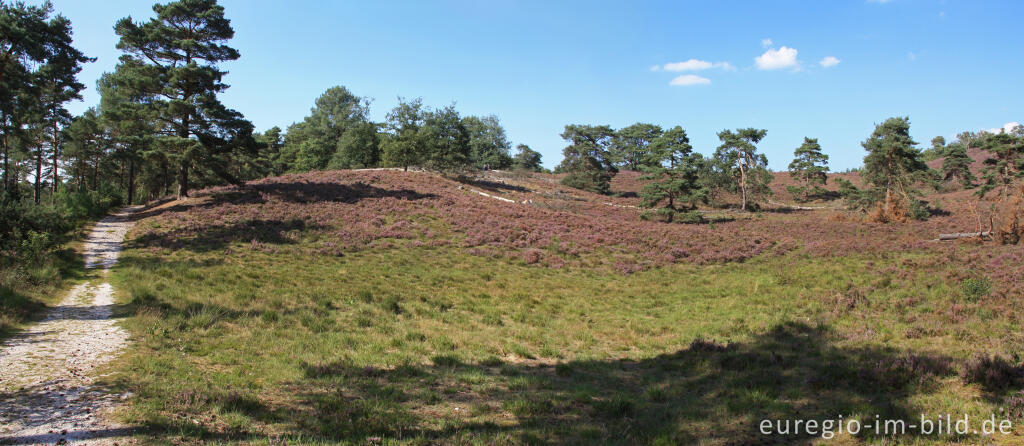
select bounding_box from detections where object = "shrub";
[960,277,992,302]
[560,170,611,195]
[962,354,1023,391]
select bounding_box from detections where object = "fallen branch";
[458,185,522,203]
[768,199,827,210]
[936,231,991,241]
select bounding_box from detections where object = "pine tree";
[941,144,975,188]
[859,117,930,220]
[638,126,704,222]
[715,128,772,211]
[786,137,829,202]
[36,12,92,203]
[512,144,542,172]
[113,0,254,199]
[977,131,1024,197]
[613,123,662,171]
[1,1,54,196]
[557,124,616,194]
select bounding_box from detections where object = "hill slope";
[104,167,1024,444]
[133,168,987,273]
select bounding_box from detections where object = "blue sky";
[50,0,1023,170]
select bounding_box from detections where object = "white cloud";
[717,62,737,71]
[761,38,773,48]
[664,59,712,71]
[985,122,1022,134]
[650,65,660,71]
[755,46,799,70]
[819,56,841,68]
[659,59,735,72]
[669,74,711,86]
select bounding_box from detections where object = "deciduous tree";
[329,121,379,169]
[381,97,425,171]
[463,115,511,170]
[419,104,470,172]
[281,86,370,171]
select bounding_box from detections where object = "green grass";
[104,236,1024,445]
[0,240,89,338]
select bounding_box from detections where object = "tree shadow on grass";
[132,180,438,223]
[126,218,320,253]
[464,179,532,194]
[0,246,88,339]
[250,180,438,204]
[135,321,969,445]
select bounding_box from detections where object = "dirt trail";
[0,206,142,445]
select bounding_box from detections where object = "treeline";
[252,89,544,179]
[551,123,796,220]
[554,117,1023,224]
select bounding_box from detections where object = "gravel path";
[0,206,142,445]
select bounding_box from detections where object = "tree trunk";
[2,128,8,194]
[51,108,59,202]
[34,145,42,204]
[127,158,135,205]
[177,113,190,199]
[177,162,189,199]
[161,160,169,196]
[739,158,748,211]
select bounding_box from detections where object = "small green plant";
[960,277,991,302]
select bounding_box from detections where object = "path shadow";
[132,321,966,444]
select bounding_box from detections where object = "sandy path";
[0,206,142,445]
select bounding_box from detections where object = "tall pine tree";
[1,1,53,196]
[113,0,253,199]
[715,128,771,211]
[37,12,92,202]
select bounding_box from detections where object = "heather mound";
[134,170,959,271]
